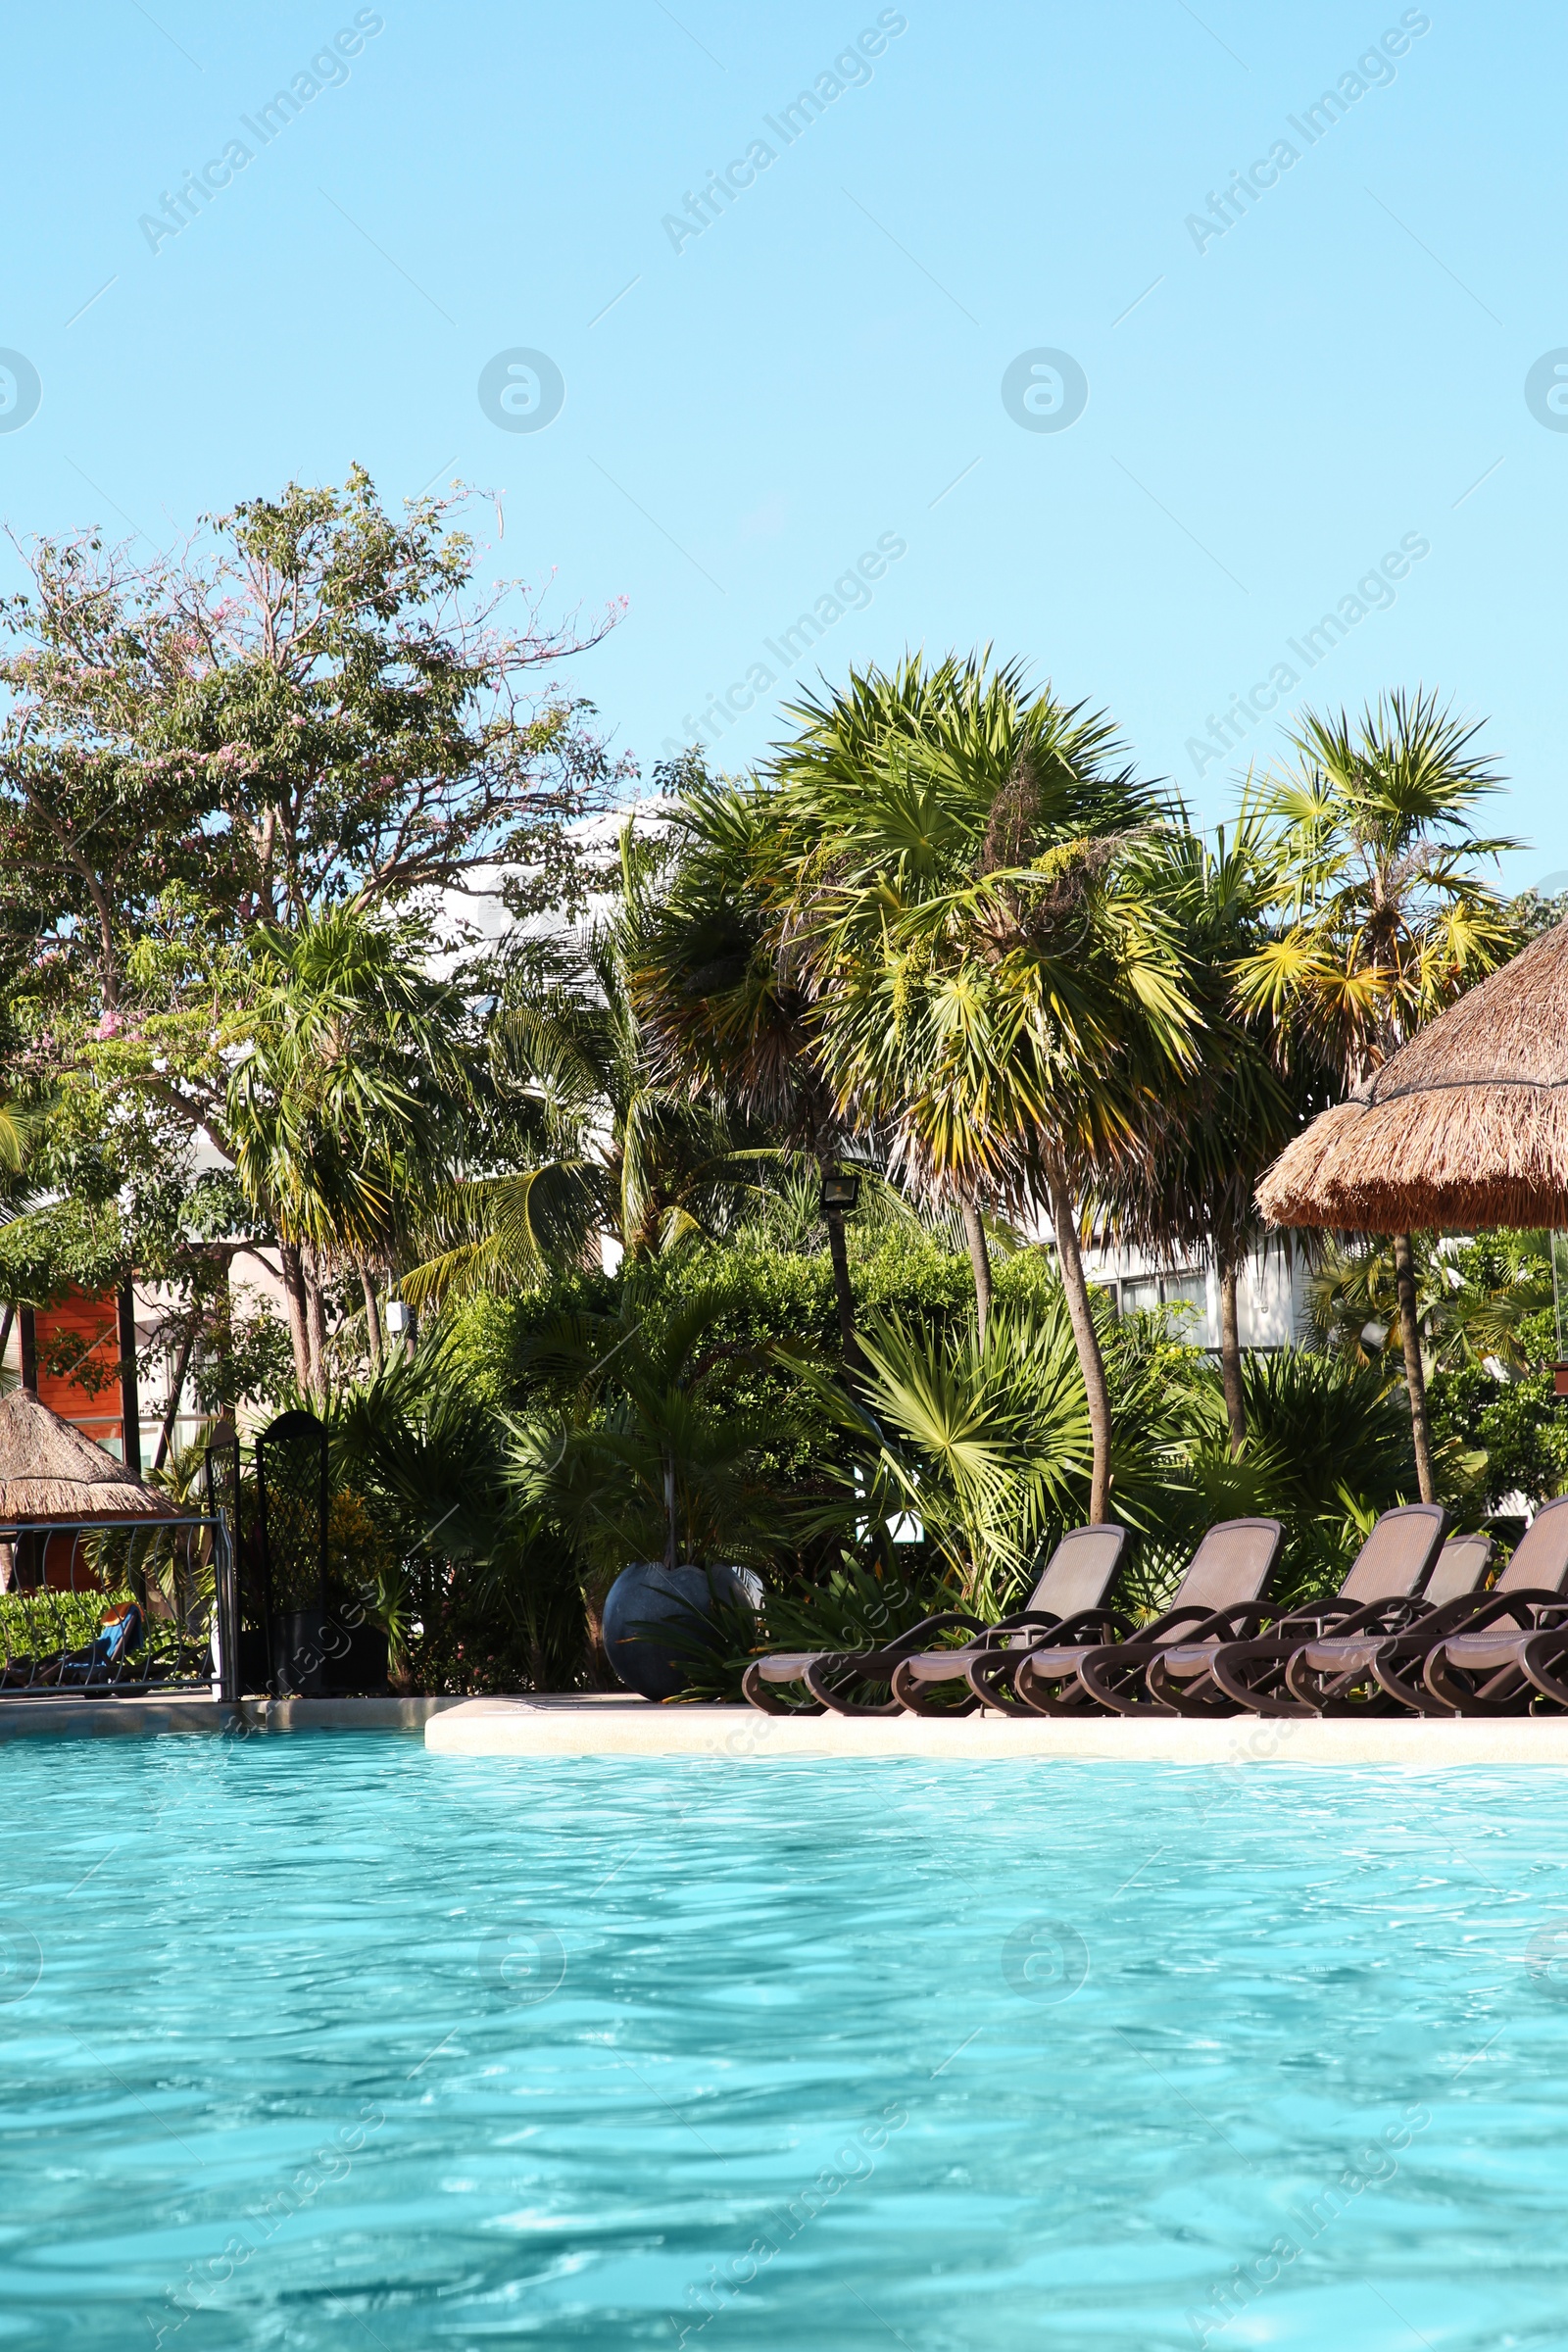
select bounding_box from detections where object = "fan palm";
[1239,689,1519,1498]
[772,653,1197,1520]
[508,1278,807,1590]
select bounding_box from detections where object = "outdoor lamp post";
[818,1170,861,1214]
[384,1298,412,1338]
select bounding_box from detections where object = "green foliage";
[508,1276,814,1590]
[326,1344,589,1692]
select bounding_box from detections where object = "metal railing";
[0,1514,238,1703]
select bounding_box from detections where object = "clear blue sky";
[4,1,1563,887]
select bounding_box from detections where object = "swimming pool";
[2,1732,1566,2347]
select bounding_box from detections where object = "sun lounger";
[1009,1518,1283,1716]
[1203,1504,1450,1717]
[1418,1496,1568,1715]
[885,1526,1129,1715]
[1264,1532,1492,1716]
[740,1526,1126,1716]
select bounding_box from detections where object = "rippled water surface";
[3,1733,1568,2347]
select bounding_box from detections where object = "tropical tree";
[0,471,626,1258]
[405,821,763,1303]
[1089,823,1333,1451]
[508,1280,807,1594]
[225,904,468,1394]
[1239,690,1519,1500]
[630,774,866,1362]
[769,653,1197,1521]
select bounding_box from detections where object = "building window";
[1116,1270,1206,1321]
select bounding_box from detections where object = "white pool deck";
[2,1690,1568,1764]
[423,1694,1568,1766]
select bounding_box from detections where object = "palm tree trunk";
[1047,1171,1113,1525]
[357,1257,384,1374]
[1393,1230,1437,1504]
[277,1242,312,1394]
[814,1157,861,1371]
[1219,1258,1246,1455]
[302,1246,330,1401]
[960,1196,993,1342]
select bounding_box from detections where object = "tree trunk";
[154,1314,199,1471]
[277,1242,313,1395]
[117,1283,142,1478]
[357,1257,384,1374]
[1393,1230,1438,1504]
[1218,1258,1246,1455]
[304,1249,330,1401]
[818,1181,861,1372]
[1048,1172,1114,1525]
[960,1196,993,1343]
[19,1305,37,1396]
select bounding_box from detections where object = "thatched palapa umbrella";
[0,1388,170,1523]
[1259,916,1568,1423]
[1258,917,1568,1234]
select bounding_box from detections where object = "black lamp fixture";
[818,1169,861,1213]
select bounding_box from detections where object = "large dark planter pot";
[271,1606,327,1697]
[602,1562,762,1700]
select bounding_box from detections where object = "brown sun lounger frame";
[1204,1503,1450,1718]
[1009,1518,1284,1716]
[742,1526,1128,1717]
[1417,1496,1568,1715]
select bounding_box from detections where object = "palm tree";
[771,654,1196,1520]
[1238,689,1519,1500]
[1089,823,1333,1451]
[770,652,1165,1338]
[508,1278,806,1590]
[405,823,761,1304]
[225,905,467,1396]
[629,777,866,1364]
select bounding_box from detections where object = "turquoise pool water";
[3,1734,1568,2347]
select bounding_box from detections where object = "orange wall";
[34,1290,126,1456]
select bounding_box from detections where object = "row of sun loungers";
[740,1499,1568,1719]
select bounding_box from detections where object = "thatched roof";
[0,1389,170,1522]
[1258,916,1568,1232]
